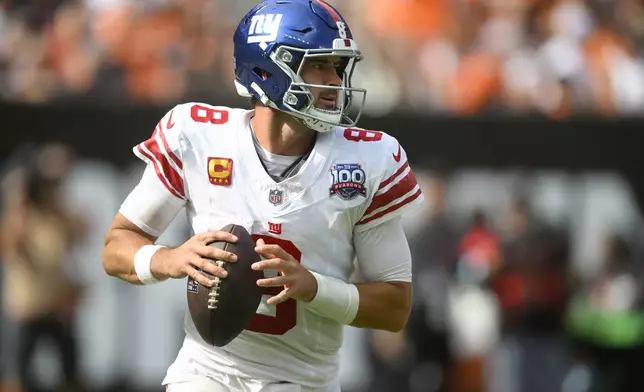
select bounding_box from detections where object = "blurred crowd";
[378,168,644,392]
[2,0,644,117]
[1,144,644,392]
[0,145,85,392]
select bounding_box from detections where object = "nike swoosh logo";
[392,145,402,162]
[166,110,176,129]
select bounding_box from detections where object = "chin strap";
[235,80,336,133]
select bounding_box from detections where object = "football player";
[102,1,424,391]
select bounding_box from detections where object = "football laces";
[207,260,226,309]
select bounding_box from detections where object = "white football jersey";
[131,102,423,388]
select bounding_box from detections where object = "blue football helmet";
[233,0,366,132]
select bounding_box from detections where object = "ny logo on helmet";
[248,14,283,50]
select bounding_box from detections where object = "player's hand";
[151,231,239,287]
[252,238,318,305]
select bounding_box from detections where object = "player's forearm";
[350,282,412,332]
[102,228,156,285]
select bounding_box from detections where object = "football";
[187,224,263,347]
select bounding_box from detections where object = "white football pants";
[165,376,340,392]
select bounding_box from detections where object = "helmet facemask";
[269,44,367,133]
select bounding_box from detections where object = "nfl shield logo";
[269,189,283,205]
[187,277,199,293]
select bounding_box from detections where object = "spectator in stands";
[567,234,644,392]
[491,197,570,392]
[0,144,85,392]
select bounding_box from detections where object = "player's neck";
[251,106,316,156]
